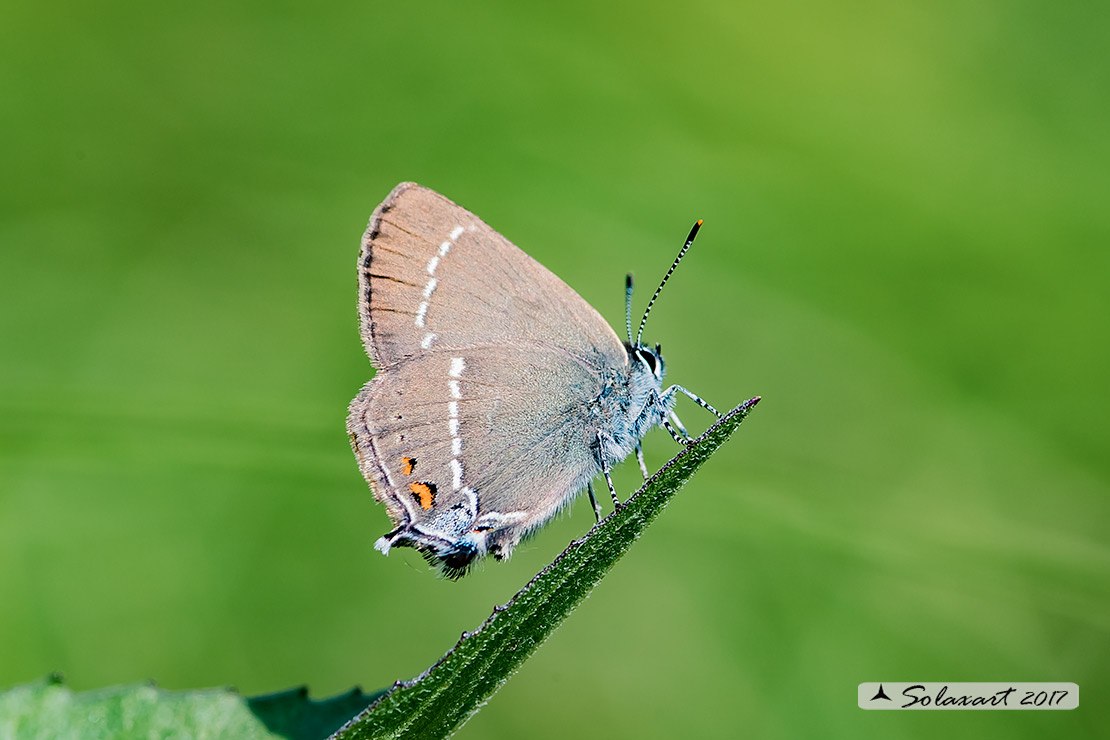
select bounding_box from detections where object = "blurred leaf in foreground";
[0,675,379,740]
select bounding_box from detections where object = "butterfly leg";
[596,430,621,507]
[660,415,687,444]
[635,443,650,480]
[668,411,691,440]
[603,465,620,507]
[664,384,723,418]
[587,482,602,522]
[646,393,688,445]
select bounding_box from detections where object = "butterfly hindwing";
[348,342,616,559]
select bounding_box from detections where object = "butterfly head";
[627,342,665,382]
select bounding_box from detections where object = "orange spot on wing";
[402,457,415,475]
[409,482,435,510]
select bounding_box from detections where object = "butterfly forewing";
[358,182,625,367]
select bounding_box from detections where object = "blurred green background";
[2,0,1107,737]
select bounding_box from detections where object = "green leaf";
[249,687,386,739]
[333,396,762,740]
[0,675,380,740]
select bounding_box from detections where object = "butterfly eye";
[641,347,665,379]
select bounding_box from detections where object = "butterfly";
[347,183,719,576]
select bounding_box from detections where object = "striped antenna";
[635,219,702,346]
[624,273,635,343]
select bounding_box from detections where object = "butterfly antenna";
[625,273,635,343]
[636,219,702,346]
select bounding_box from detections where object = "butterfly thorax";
[591,344,672,467]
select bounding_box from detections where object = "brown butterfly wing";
[357,182,626,368]
[348,343,607,550]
